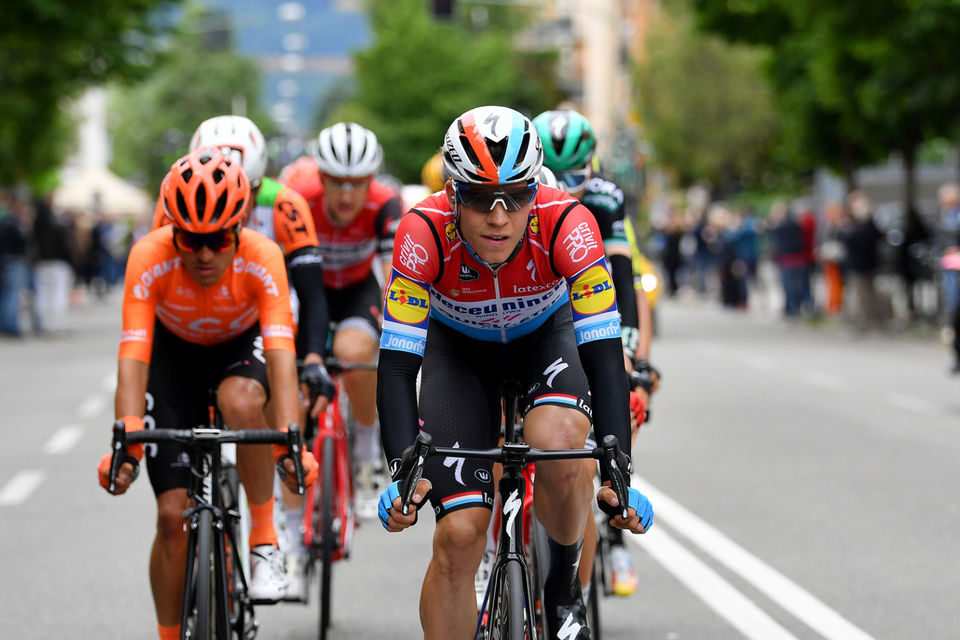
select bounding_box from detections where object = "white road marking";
[886,393,940,417]
[0,470,46,506]
[44,424,85,455]
[77,394,107,419]
[631,527,799,640]
[633,475,877,640]
[798,370,848,391]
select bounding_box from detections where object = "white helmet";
[312,122,382,178]
[441,106,543,186]
[537,166,560,189]
[189,115,268,187]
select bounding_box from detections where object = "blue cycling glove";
[378,480,401,530]
[628,487,654,531]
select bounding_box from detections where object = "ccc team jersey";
[380,185,621,355]
[119,226,296,362]
[281,166,402,289]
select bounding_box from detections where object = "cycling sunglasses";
[323,177,371,192]
[454,181,539,212]
[173,228,239,253]
[555,167,591,192]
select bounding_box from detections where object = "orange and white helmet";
[441,106,543,186]
[189,115,268,187]
[160,147,250,233]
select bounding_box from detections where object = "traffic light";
[432,0,454,19]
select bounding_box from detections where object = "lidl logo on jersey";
[570,263,615,316]
[528,213,540,235]
[445,221,457,241]
[385,276,430,325]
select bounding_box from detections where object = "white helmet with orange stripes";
[441,106,543,186]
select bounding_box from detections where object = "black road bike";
[107,419,306,640]
[399,381,632,640]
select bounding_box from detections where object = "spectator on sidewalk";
[31,197,75,335]
[818,202,848,316]
[0,195,32,336]
[840,190,883,333]
[767,201,807,318]
[936,182,960,371]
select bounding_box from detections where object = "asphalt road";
[1,290,957,639]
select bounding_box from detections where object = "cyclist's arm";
[115,357,148,421]
[635,280,653,362]
[287,246,329,361]
[265,348,300,429]
[375,197,402,285]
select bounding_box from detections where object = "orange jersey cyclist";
[281,123,403,516]
[150,116,336,414]
[97,148,318,640]
[375,106,653,640]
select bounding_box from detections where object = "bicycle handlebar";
[399,432,631,520]
[108,421,306,494]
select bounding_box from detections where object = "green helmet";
[532,109,596,172]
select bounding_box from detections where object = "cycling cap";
[441,106,543,186]
[161,146,250,233]
[421,151,448,193]
[189,115,268,188]
[532,109,596,172]
[313,122,382,178]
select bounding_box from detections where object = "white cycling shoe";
[283,551,309,603]
[248,544,288,603]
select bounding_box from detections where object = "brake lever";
[108,420,126,494]
[598,435,630,520]
[400,431,432,516]
[287,423,305,495]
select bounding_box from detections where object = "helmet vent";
[232,199,245,219]
[194,187,206,219]
[212,191,228,220]
[212,168,224,184]
[515,135,530,170]
[182,169,193,183]
[176,190,190,220]
[459,135,482,169]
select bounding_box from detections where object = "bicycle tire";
[487,561,527,640]
[588,549,601,640]
[528,510,551,637]
[194,508,214,639]
[318,435,335,640]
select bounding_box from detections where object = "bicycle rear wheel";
[587,549,602,640]
[317,435,335,640]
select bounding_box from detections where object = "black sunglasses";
[454,182,538,212]
[173,228,239,253]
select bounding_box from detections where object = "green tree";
[110,5,271,193]
[635,2,781,194]
[0,0,179,189]
[327,0,563,183]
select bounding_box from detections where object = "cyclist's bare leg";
[332,327,378,427]
[421,507,491,639]
[150,488,190,626]
[218,376,272,505]
[522,405,593,544]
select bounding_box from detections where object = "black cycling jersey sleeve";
[376,196,403,258]
[377,347,422,473]
[609,253,638,331]
[577,336,632,464]
[287,246,329,358]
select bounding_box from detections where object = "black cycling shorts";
[325,271,382,341]
[144,321,269,496]
[419,304,592,520]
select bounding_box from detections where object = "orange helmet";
[160,146,250,233]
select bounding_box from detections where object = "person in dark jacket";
[840,190,883,332]
[0,195,32,336]
[32,197,74,334]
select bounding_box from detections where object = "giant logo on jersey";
[385,277,430,324]
[570,264,615,316]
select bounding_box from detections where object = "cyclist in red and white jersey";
[375,106,653,640]
[281,123,402,515]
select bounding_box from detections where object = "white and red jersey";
[380,185,621,355]
[281,167,402,289]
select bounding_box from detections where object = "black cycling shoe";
[544,594,591,640]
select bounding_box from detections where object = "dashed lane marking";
[0,470,46,506]
[44,424,85,455]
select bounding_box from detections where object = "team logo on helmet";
[385,277,430,324]
[570,265,615,316]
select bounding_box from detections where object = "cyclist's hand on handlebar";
[299,361,335,418]
[97,453,137,495]
[378,478,432,532]
[629,391,646,438]
[273,444,318,492]
[597,486,654,534]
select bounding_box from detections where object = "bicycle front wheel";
[487,561,527,640]
[317,434,335,640]
[187,508,215,640]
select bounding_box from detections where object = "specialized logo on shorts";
[445,221,457,241]
[385,277,430,324]
[528,214,539,235]
[570,265,615,315]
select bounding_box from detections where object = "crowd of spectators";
[648,182,960,371]
[0,189,138,338]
